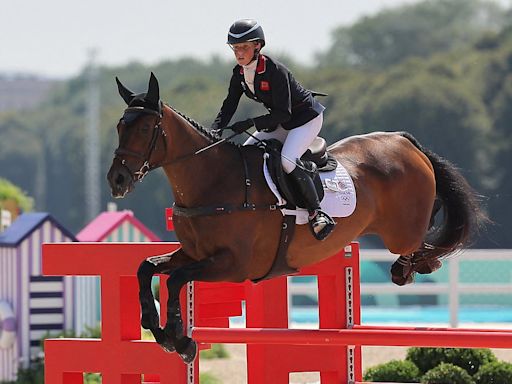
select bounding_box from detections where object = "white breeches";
[243,113,323,173]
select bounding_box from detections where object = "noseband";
[114,105,164,182]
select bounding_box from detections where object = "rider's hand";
[211,127,224,136]
[227,118,254,134]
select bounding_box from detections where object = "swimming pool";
[231,306,512,325]
[295,306,512,324]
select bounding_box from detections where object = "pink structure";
[77,210,160,243]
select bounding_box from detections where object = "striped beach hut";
[75,209,160,335]
[0,213,75,382]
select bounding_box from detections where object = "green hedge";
[474,361,512,384]
[422,363,475,384]
[406,347,496,375]
[363,359,420,382]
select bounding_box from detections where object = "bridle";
[114,105,165,182]
[113,103,233,183]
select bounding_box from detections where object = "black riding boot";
[288,166,336,241]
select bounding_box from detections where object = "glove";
[227,118,254,134]
[210,117,224,136]
[211,127,224,136]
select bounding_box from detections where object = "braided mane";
[167,104,227,144]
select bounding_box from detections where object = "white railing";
[288,249,512,327]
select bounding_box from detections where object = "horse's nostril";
[115,173,125,185]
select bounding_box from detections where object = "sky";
[1,0,510,79]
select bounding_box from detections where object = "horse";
[107,73,487,363]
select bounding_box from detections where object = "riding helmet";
[227,19,265,47]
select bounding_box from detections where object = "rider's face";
[230,42,260,66]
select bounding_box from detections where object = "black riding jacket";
[212,55,325,131]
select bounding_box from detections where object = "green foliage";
[199,372,222,384]
[200,343,230,359]
[318,0,506,69]
[474,361,512,384]
[80,324,101,338]
[406,347,497,375]
[0,177,34,212]
[422,363,476,384]
[84,373,102,383]
[363,359,421,382]
[5,357,45,384]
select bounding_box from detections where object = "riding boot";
[288,166,336,241]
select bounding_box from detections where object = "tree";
[318,0,505,69]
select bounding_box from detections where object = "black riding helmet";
[227,19,266,47]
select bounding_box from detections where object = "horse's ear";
[146,72,160,105]
[116,77,135,105]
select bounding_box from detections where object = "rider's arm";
[211,69,244,130]
[252,67,292,131]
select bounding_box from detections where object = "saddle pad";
[263,155,357,225]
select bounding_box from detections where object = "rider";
[211,19,335,241]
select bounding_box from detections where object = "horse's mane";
[167,104,230,145]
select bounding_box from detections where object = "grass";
[200,344,230,359]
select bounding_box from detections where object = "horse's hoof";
[415,259,442,274]
[179,338,198,364]
[390,256,415,286]
[392,273,415,286]
[153,328,176,353]
[160,341,176,354]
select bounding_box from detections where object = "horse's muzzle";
[107,163,134,198]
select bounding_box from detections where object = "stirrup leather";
[308,210,336,241]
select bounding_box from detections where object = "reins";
[113,104,295,218]
[114,104,240,182]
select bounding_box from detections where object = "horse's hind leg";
[137,248,193,352]
[163,251,242,363]
[391,251,444,286]
[391,197,445,285]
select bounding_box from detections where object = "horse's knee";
[137,260,156,280]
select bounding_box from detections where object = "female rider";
[211,19,335,241]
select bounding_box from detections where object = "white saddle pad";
[263,154,357,224]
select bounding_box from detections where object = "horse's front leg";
[137,248,193,352]
[163,251,243,363]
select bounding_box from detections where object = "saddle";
[264,137,337,209]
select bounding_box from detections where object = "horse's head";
[107,72,166,198]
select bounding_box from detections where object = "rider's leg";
[243,125,288,145]
[282,114,335,240]
[280,114,323,173]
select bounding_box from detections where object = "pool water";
[231,306,512,325]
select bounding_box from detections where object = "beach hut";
[75,209,160,335]
[0,213,75,381]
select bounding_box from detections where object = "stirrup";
[308,210,336,241]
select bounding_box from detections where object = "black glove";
[227,118,254,134]
[211,126,224,136]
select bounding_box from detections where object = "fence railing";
[288,249,512,327]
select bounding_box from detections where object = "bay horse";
[107,73,486,363]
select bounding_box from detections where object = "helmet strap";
[251,46,261,62]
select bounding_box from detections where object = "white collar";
[242,59,258,72]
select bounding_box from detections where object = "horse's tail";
[399,131,488,261]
